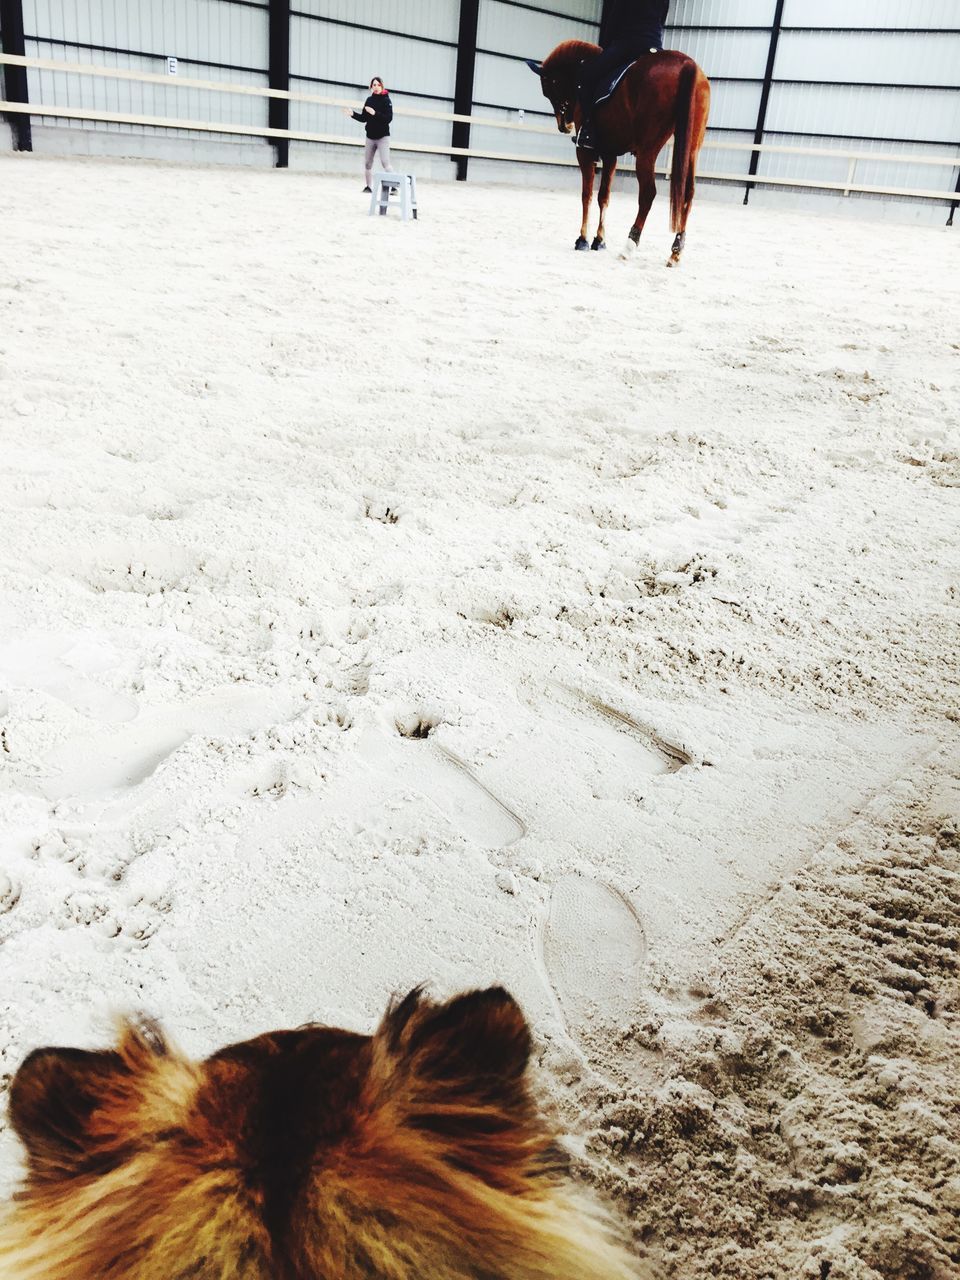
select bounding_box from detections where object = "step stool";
[369,171,418,221]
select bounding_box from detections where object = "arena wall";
[1,0,957,224]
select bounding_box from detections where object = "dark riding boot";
[575,117,598,151]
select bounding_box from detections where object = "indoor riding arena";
[1,2,958,1278]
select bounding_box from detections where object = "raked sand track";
[1,154,958,1277]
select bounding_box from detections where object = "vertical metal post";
[453,0,480,181]
[268,0,290,168]
[744,0,785,205]
[0,0,32,152]
[948,164,959,227]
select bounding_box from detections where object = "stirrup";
[574,125,597,152]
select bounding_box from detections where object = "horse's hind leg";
[668,156,695,266]
[592,156,618,250]
[576,151,597,251]
[619,160,657,260]
[669,77,710,267]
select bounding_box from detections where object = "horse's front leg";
[619,159,657,260]
[591,155,618,250]
[576,150,597,250]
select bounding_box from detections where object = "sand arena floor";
[0,153,958,1277]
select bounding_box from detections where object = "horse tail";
[669,60,697,233]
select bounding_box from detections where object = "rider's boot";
[574,115,598,151]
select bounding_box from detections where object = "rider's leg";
[576,42,642,149]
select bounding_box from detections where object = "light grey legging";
[364,137,391,186]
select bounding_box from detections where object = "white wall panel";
[869,165,960,198]
[292,0,458,44]
[765,83,960,145]
[672,0,778,27]
[701,131,755,178]
[704,80,762,132]
[478,0,596,58]
[775,31,960,87]
[290,15,455,99]
[520,0,600,20]
[469,110,571,165]
[473,51,543,113]
[677,29,769,79]
[472,1,602,114]
[755,132,960,195]
[370,90,452,150]
[25,41,268,141]
[782,0,960,30]
[667,10,770,172]
[24,0,268,69]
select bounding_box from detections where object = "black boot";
[575,119,598,151]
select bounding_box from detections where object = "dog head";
[3,988,642,1279]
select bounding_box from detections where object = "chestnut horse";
[528,41,710,265]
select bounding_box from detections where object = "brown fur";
[1,988,646,1279]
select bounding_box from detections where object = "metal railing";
[2,53,958,206]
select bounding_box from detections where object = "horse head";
[528,40,600,136]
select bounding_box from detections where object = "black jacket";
[352,93,393,139]
[599,0,669,49]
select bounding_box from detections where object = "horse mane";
[543,39,600,80]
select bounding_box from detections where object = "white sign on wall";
[166,56,178,76]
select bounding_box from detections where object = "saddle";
[592,60,637,108]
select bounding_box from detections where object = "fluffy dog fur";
[1,987,644,1278]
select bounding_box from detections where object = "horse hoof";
[574,237,590,251]
[666,255,681,269]
[618,239,636,261]
[591,238,606,251]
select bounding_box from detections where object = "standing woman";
[346,77,393,192]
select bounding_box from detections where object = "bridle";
[544,81,575,133]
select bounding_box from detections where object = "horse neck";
[551,39,600,79]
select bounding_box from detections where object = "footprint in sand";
[0,872,21,916]
[540,875,648,1048]
[34,684,301,804]
[0,632,139,725]
[521,678,691,775]
[357,723,526,849]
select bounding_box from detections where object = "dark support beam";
[452,0,480,181]
[744,0,785,205]
[948,161,960,227]
[0,0,32,151]
[268,0,289,167]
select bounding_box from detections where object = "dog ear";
[9,1046,125,1174]
[9,1020,169,1176]
[377,985,532,1092]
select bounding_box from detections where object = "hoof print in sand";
[0,632,139,726]
[542,875,647,1044]
[359,721,525,849]
[0,872,22,915]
